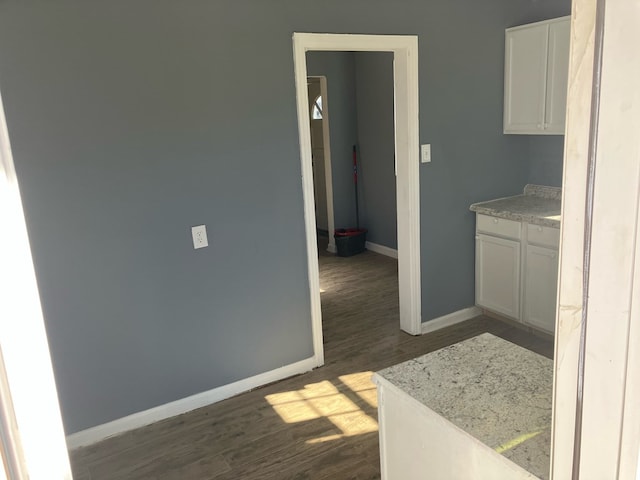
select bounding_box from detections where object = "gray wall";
[0,0,570,434]
[419,1,571,320]
[517,0,570,188]
[527,137,565,187]
[355,52,397,249]
[306,52,359,229]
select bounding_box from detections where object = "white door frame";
[307,75,337,253]
[0,88,72,476]
[293,33,422,367]
[552,0,640,477]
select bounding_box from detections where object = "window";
[312,95,323,119]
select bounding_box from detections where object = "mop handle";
[352,145,358,183]
[353,145,359,230]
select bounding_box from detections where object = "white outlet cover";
[421,144,431,163]
[191,225,208,249]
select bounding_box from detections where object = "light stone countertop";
[375,333,553,479]
[470,184,561,228]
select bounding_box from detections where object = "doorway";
[293,34,422,368]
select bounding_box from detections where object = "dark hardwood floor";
[69,239,553,479]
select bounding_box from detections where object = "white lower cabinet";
[523,245,559,333]
[475,214,559,334]
[476,234,521,320]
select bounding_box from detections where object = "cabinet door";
[504,23,549,133]
[523,245,559,333]
[544,19,571,134]
[476,234,521,320]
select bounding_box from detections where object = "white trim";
[66,356,316,450]
[620,185,640,479]
[550,6,592,475]
[293,34,422,368]
[0,84,72,478]
[421,306,482,335]
[365,241,398,259]
[553,2,640,477]
[293,37,325,368]
[307,75,336,254]
[319,76,336,254]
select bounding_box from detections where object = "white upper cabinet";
[504,23,548,133]
[544,20,571,133]
[503,17,571,135]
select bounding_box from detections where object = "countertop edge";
[469,185,562,228]
[470,205,561,228]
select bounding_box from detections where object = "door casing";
[293,33,422,368]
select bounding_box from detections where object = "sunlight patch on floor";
[305,434,343,444]
[265,374,379,443]
[338,371,377,408]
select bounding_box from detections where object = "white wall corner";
[421,306,482,335]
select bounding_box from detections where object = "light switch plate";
[191,225,208,249]
[421,144,431,163]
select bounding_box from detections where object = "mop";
[334,145,367,257]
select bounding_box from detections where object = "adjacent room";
[0,0,580,478]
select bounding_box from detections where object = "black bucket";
[334,228,367,257]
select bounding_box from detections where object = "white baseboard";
[66,356,317,450]
[421,306,482,334]
[365,241,398,259]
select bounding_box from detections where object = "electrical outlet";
[191,225,208,249]
[421,144,432,163]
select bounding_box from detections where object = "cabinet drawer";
[476,214,522,240]
[527,223,560,248]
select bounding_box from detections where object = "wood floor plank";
[155,453,231,480]
[69,238,553,479]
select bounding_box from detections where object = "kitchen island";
[373,333,553,479]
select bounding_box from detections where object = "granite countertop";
[375,333,553,479]
[470,184,561,228]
